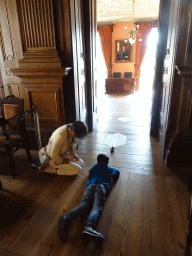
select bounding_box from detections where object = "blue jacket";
[86,163,120,192]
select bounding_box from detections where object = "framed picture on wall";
[115,40,132,63]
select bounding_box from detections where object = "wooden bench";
[105,78,135,94]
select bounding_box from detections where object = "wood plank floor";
[0,90,191,256]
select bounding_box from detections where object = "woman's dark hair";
[71,121,88,139]
[97,154,109,164]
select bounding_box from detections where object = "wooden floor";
[0,90,191,256]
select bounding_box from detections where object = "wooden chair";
[0,95,42,178]
[113,72,121,78]
[124,72,132,78]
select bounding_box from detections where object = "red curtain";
[134,23,153,91]
[97,26,113,78]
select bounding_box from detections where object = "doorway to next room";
[95,28,158,135]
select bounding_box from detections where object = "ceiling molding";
[97,0,160,25]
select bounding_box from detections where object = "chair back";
[0,95,42,150]
[113,72,121,78]
[0,95,24,130]
[124,72,132,78]
[0,94,24,116]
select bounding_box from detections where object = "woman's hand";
[71,152,80,161]
[62,158,70,164]
[73,154,80,161]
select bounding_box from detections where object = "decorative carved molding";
[0,23,6,61]
[10,68,65,79]
[16,48,62,69]
[176,66,192,76]
[6,54,13,60]
[4,0,15,60]
[5,68,14,76]
[17,0,56,52]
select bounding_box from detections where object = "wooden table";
[105,78,136,93]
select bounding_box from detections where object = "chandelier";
[124,0,142,45]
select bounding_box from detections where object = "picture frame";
[115,40,132,63]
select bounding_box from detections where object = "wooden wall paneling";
[0,0,75,146]
[158,0,182,157]
[16,0,56,51]
[20,84,64,125]
[175,67,192,133]
[162,0,192,166]
[159,0,192,152]
[10,0,66,137]
[165,67,192,167]
[52,0,73,67]
[0,0,23,96]
[175,0,192,66]
[150,0,171,139]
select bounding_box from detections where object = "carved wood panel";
[0,0,15,61]
[158,0,182,156]
[0,23,6,61]
[20,84,64,126]
[175,69,192,133]
[16,0,56,52]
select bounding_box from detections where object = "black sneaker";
[58,216,70,242]
[82,226,105,243]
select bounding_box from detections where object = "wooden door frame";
[150,0,171,141]
[82,0,96,133]
[70,0,81,121]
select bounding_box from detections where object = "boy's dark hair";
[97,154,109,164]
[71,121,88,139]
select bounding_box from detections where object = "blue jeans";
[66,184,106,228]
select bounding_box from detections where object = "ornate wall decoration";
[4,0,15,59]
[17,0,56,52]
[0,23,6,61]
[0,1,15,61]
[97,0,160,25]
[5,68,13,76]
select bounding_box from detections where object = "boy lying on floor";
[58,154,120,243]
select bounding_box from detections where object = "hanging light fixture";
[124,0,142,45]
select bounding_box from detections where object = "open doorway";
[95,27,158,132]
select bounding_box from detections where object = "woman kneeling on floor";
[39,121,88,175]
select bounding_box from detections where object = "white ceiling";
[97,0,160,25]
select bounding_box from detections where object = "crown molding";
[10,68,65,79]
